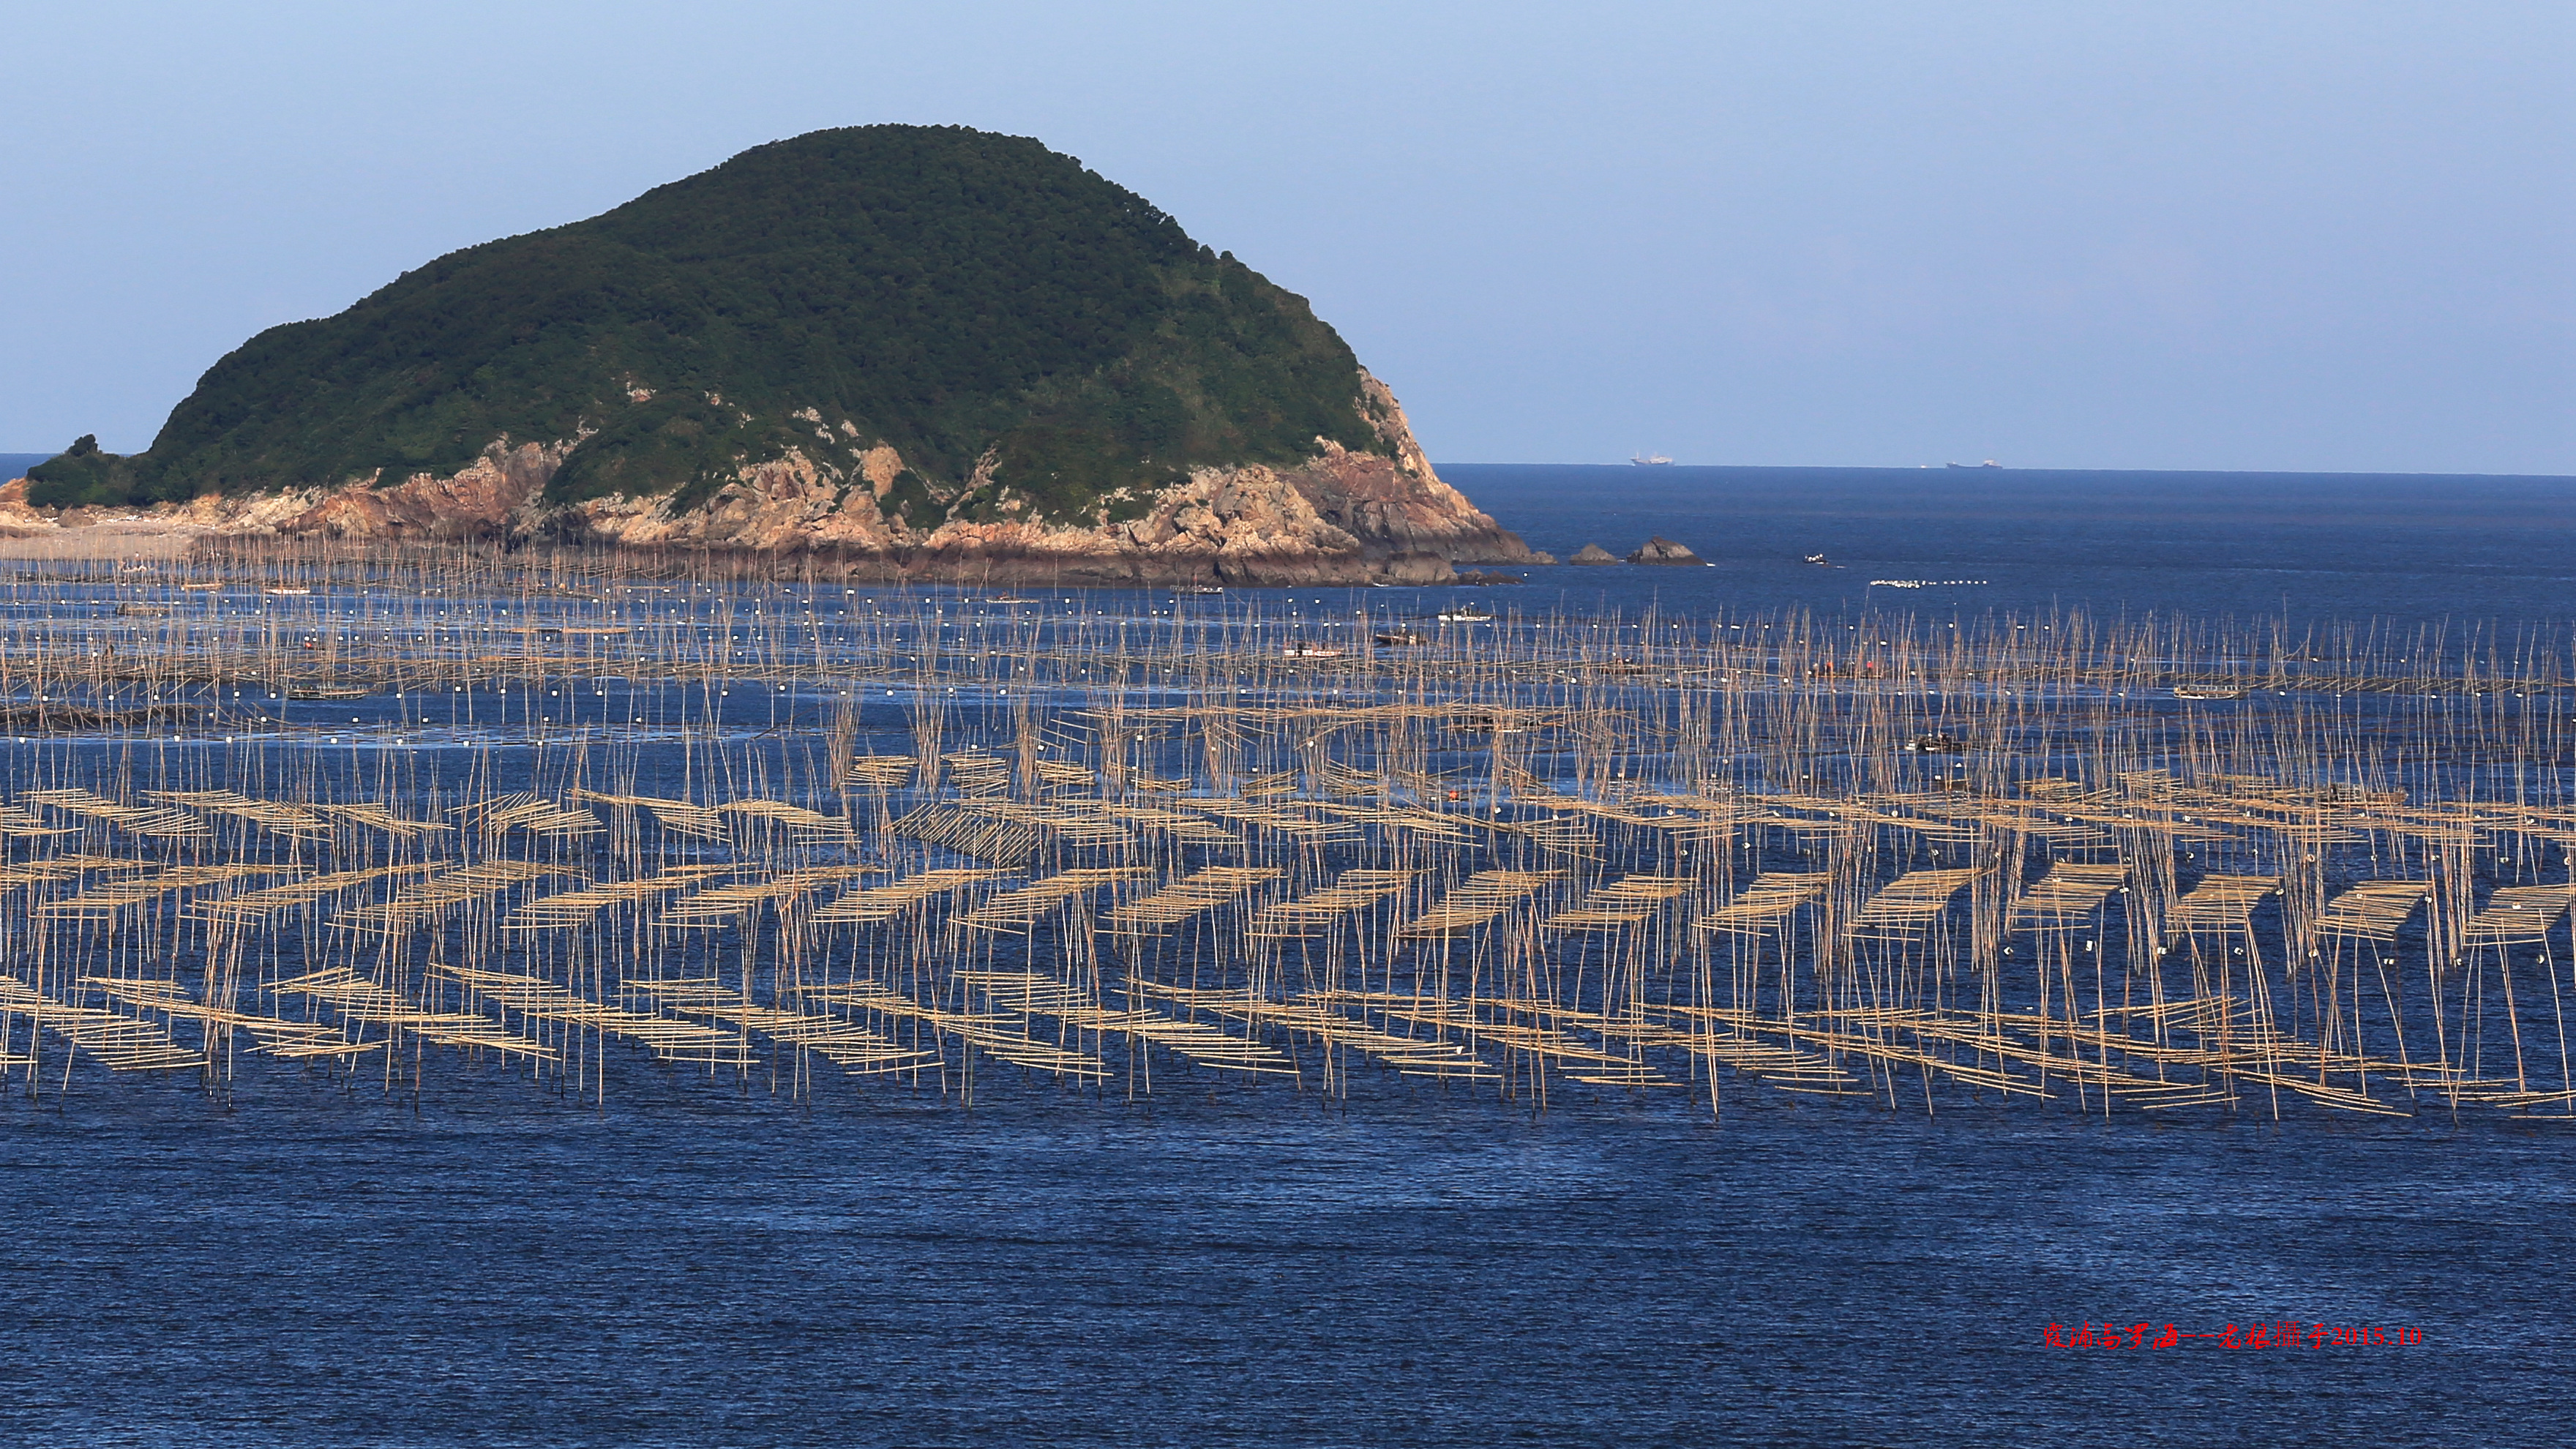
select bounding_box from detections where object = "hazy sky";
[4,1,2567,472]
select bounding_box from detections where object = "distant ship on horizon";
[1630,452,1674,466]
[1945,460,2002,469]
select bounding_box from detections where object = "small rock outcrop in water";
[18,126,1536,585]
[1569,544,1620,565]
[1627,536,1707,566]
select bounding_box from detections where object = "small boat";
[1904,732,1968,755]
[1804,553,1832,566]
[1281,643,1343,659]
[113,604,170,617]
[289,685,371,702]
[1374,629,1430,647]
[1178,584,1224,596]
[1437,604,1494,623]
[2174,684,2245,700]
[982,596,1036,604]
[179,582,222,591]
[263,586,312,596]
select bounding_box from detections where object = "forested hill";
[31,126,1395,517]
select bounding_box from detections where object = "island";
[12,125,1536,584]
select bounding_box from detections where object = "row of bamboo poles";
[0,541,2564,1120]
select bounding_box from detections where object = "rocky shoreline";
[4,380,1550,584]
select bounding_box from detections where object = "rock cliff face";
[4,374,1531,583]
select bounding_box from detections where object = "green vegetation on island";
[31,125,1392,519]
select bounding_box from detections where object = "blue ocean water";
[6,1084,2566,1447]
[1,465,2571,1447]
[1447,464,2576,632]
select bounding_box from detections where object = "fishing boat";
[288,684,371,701]
[2174,684,2245,700]
[1804,553,1832,566]
[1178,584,1224,596]
[1374,628,1430,647]
[1280,643,1343,659]
[1436,603,1494,623]
[263,586,312,596]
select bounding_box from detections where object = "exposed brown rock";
[1273,372,1538,566]
[0,479,56,538]
[1569,543,1620,565]
[1627,536,1707,566]
[4,373,1534,584]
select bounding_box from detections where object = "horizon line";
[1437,460,2576,481]
[3,451,2569,485]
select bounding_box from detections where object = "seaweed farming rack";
[0,543,2570,1121]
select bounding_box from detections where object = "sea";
[4,463,2574,1447]
[1445,463,2576,633]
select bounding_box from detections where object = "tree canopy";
[32,125,1388,517]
